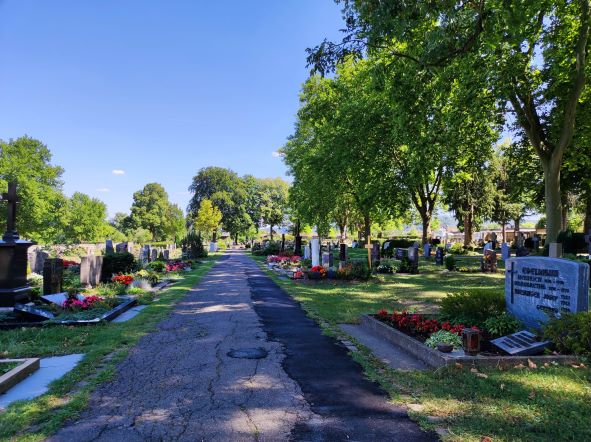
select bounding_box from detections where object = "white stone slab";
[111,305,147,323]
[0,354,84,408]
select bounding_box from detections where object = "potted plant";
[425,330,463,353]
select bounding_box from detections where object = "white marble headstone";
[311,239,320,267]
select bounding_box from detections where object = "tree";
[129,183,174,241]
[0,136,65,243]
[188,167,251,240]
[309,0,591,243]
[62,192,110,243]
[110,212,132,235]
[165,203,186,244]
[258,178,289,240]
[193,199,222,241]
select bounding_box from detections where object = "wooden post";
[365,236,373,269]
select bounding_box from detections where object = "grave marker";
[105,240,114,254]
[339,243,347,262]
[423,244,431,259]
[80,256,103,287]
[505,257,589,329]
[549,242,563,258]
[501,243,510,260]
[43,258,64,295]
[435,247,444,265]
[407,246,419,273]
[311,238,320,267]
[491,330,552,356]
[365,238,373,269]
[303,244,311,260]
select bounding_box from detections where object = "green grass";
[252,252,591,442]
[254,254,505,323]
[0,361,20,376]
[0,256,219,442]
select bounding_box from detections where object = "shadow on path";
[246,259,437,441]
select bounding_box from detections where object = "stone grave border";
[0,358,40,394]
[360,314,579,369]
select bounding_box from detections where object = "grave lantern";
[462,328,481,356]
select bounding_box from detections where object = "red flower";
[112,274,134,285]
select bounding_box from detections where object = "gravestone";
[303,244,311,260]
[151,248,159,261]
[0,182,35,307]
[281,234,285,252]
[141,245,150,263]
[43,258,64,295]
[209,242,217,253]
[516,232,525,248]
[311,238,320,267]
[339,243,347,262]
[549,242,562,258]
[423,244,431,259]
[115,242,128,253]
[491,232,498,250]
[321,252,330,267]
[481,249,497,273]
[491,330,552,356]
[14,303,56,321]
[295,235,302,256]
[80,256,103,287]
[382,241,390,256]
[505,257,589,329]
[501,243,510,260]
[407,246,419,273]
[28,248,48,274]
[163,250,170,260]
[532,235,540,253]
[394,248,406,261]
[435,247,444,265]
[585,230,591,257]
[105,240,114,254]
[371,243,380,264]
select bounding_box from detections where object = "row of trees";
[187,167,289,242]
[283,0,591,244]
[0,136,185,244]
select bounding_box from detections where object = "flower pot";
[437,343,454,353]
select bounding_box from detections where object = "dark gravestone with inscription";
[80,256,104,287]
[435,247,444,266]
[43,258,64,295]
[339,243,347,262]
[0,182,35,307]
[505,257,589,329]
[407,246,419,273]
[394,248,406,261]
[371,243,380,264]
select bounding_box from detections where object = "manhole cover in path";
[227,348,268,359]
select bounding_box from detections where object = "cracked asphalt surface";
[48,251,436,441]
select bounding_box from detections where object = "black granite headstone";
[435,247,444,265]
[43,258,64,295]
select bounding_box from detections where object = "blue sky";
[0,0,343,217]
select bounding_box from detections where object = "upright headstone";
[395,248,406,261]
[115,242,128,253]
[407,246,419,273]
[80,256,103,287]
[43,258,64,295]
[163,250,170,260]
[435,247,444,266]
[142,245,151,263]
[516,232,525,248]
[209,242,217,253]
[311,238,320,267]
[29,248,49,274]
[281,234,285,252]
[532,235,540,253]
[321,252,330,267]
[505,257,589,328]
[151,248,159,261]
[304,244,311,260]
[549,242,563,258]
[423,243,431,259]
[371,243,380,264]
[105,239,114,254]
[295,235,302,256]
[339,243,347,262]
[501,243,510,260]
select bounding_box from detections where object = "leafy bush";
[182,231,207,259]
[135,269,160,285]
[95,282,126,297]
[425,330,463,349]
[444,255,457,271]
[300,258,312,268]
[376,264,394,274]
[544,312,591,358]
[439,290,505,327]
[63,267,83,295]
[147,261,166,273]
[350,259,371,280]
[102,252,138,281]
[483,313,522,338]
[252,241,281,256]
[448,243,467,255]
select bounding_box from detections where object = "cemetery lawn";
[252,255,591,442]
[0,255,220,442]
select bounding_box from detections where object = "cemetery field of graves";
[0,255,219,441]
[253,249,591,441]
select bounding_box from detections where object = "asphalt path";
[48,251,436,441]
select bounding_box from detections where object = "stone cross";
[365,237,373,269]
[1,182,19,241]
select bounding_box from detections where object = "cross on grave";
[365,237,373,269]
[585,229,591,257]
[1,182,19,242]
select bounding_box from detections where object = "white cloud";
[272,151,283,158]
[96,188,110,193]
[112,169,125,175]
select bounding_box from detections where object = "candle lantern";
[462,328,481,356]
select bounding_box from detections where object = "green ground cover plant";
[0,255,219,441]
[252,252,591,442]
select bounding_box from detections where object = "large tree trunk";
[419,209,431,245]
[542,156,562,243]
[338,224,347,241]
[463,210,473,247]
[584,190,591,233]
[363,213,371,243]
[269,224,274,241]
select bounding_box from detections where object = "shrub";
[147,261,166,273]
[483,313,522,338]
[95,282,126,297]
[350,259,371,280]
[252,241,281,256]
[62,267,83,295]
[444,255,457,271]
[182,231,207,259]
[102,252,138,281]
[439,290,505,327]
[544,312,591,358]
[425,330,463,349]
[135,269,160,285]
[448,243,467,255]
[557,230,588,254]
[376,264,394,274]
